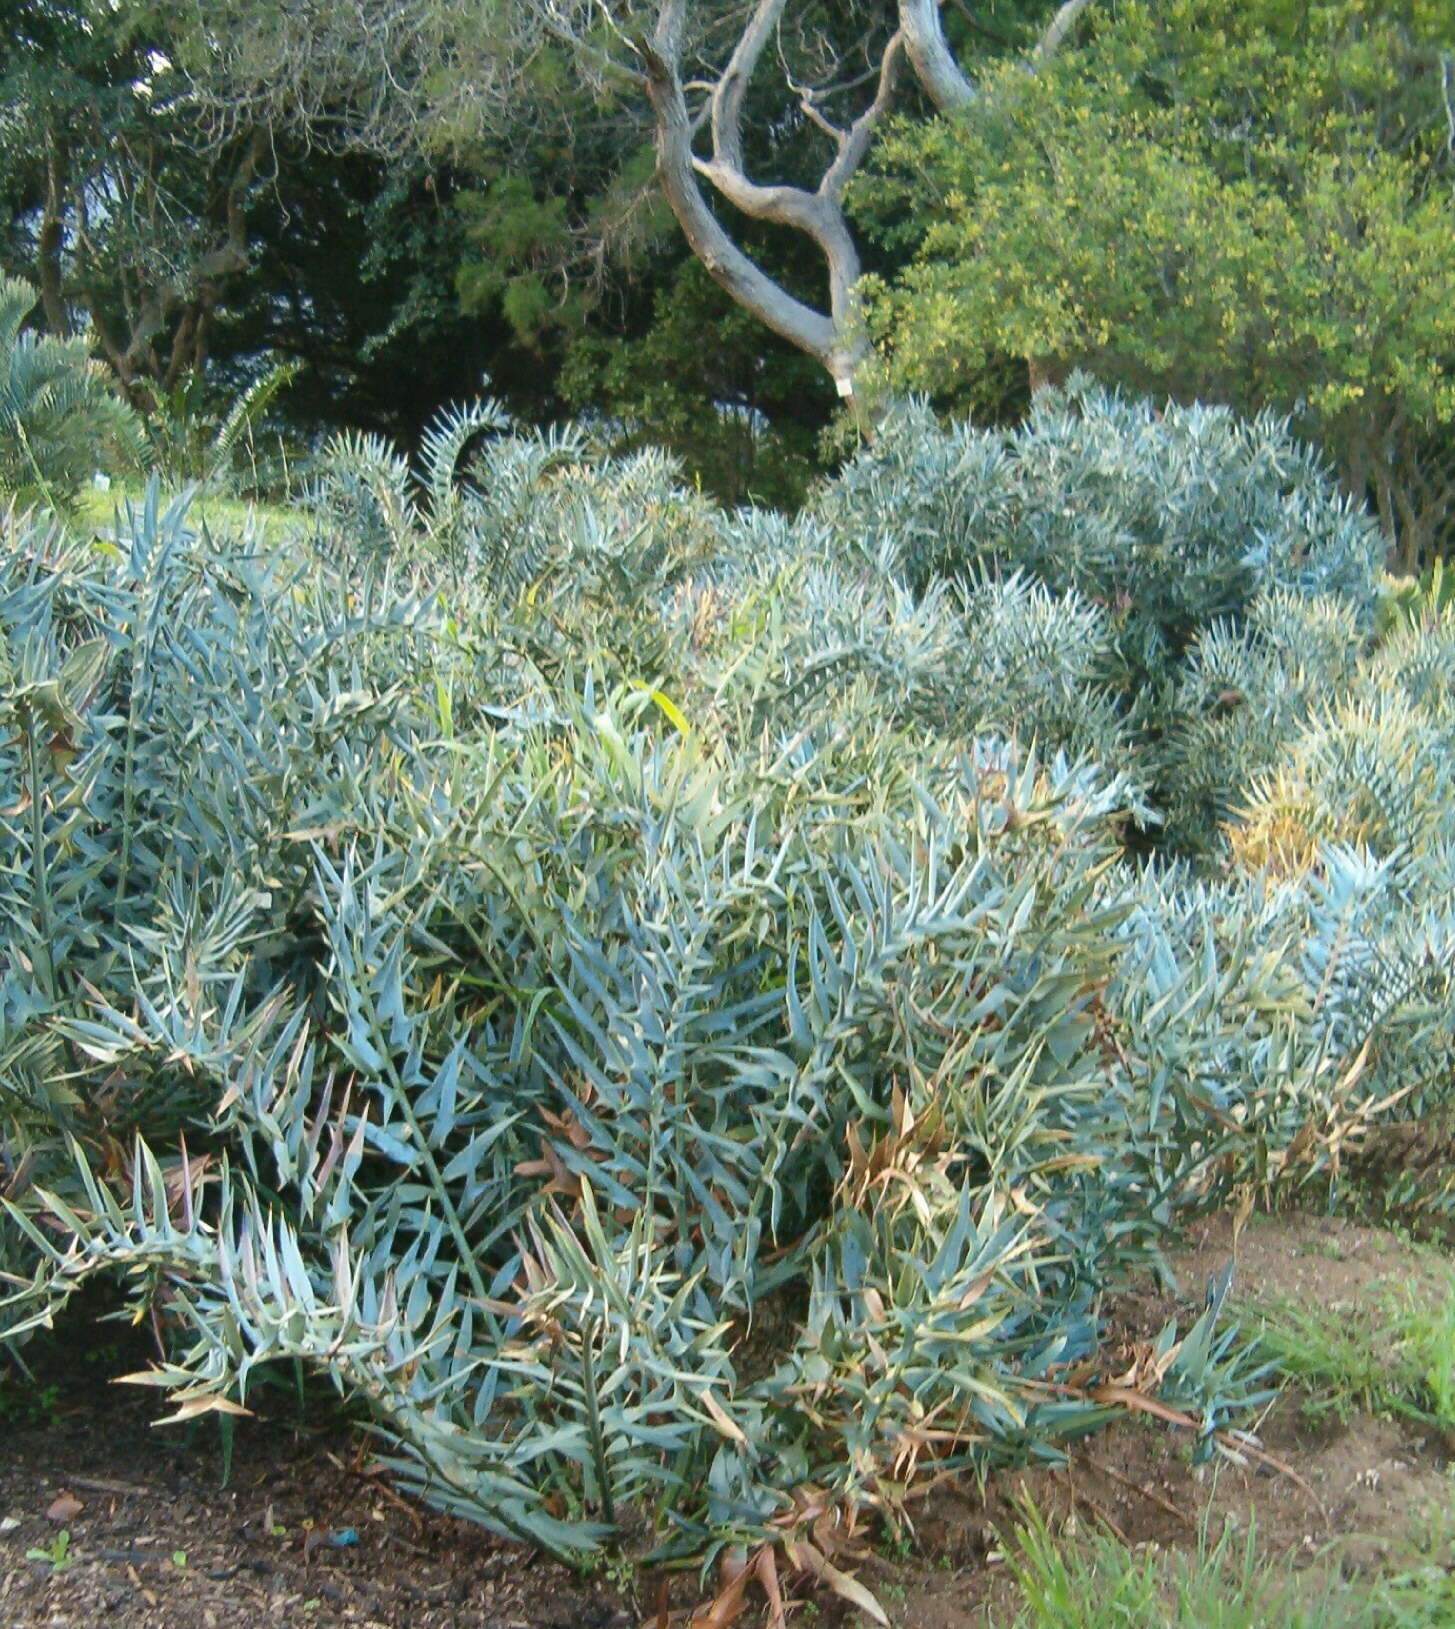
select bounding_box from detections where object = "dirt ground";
[0,1297,632,1629]
[3,1210,1452,1629]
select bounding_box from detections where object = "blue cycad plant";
[1,386,1450,1609]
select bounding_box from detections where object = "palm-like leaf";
[0,277,141,506]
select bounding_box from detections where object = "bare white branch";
[898,0,976,112]
[639,7,852,381]
[1031,0,1096,68]
[822,30,903,200]
[708,0,790,176]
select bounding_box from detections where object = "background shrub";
[810,379,1384,854]
[0,277,140,508]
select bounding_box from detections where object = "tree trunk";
[899,0,977,111]
[37,141,70,338]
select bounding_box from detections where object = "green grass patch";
[72,479,303,543]
[995,1501,1455,1628]
[1244,1272,1455,1431]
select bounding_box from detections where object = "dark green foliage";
[558,260,834,509]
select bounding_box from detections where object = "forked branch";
[641,0,1096,390]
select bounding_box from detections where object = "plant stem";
[25,718,56,1000]
[580,1317,617,1532]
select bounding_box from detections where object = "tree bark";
[1031,0,1098,67]
[641,2,879,392]
[899,0,977,112]
[37,141,71,338]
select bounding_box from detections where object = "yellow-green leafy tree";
[860,0,1455,568]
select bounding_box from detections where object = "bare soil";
[3,1211,1452,1628]
[0,1317,630,1629]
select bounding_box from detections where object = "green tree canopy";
[0,0,271,407]
[860,0,1455,567]
[174,1,1097,397]
[0,1,849,494]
